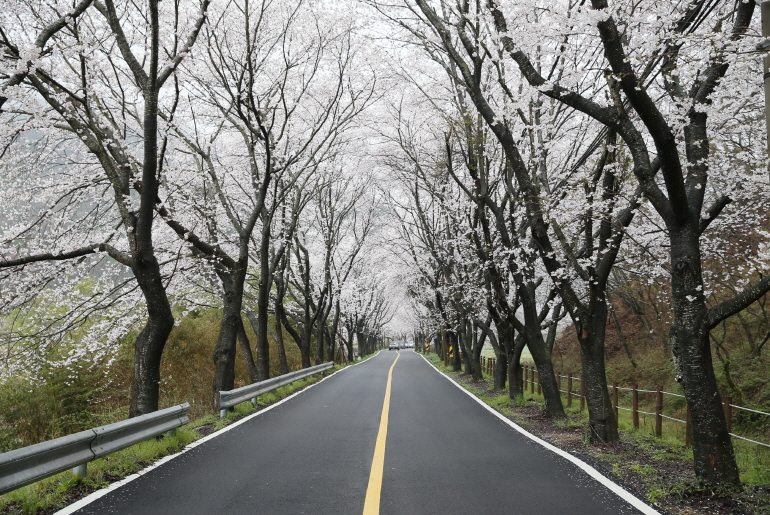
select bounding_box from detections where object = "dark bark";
[255,220,272,380]
[346,324,355,361]
[126,0,175,418]
[508,334,526,399]
[451,331,462,372]
[236,317,259,383]
[129,263,175,417]
[271,315,290,375]
[212,266,247,401]
[517,292,564,417]
[576,299,618,442]
[494,351,507,390]
[670,227,739,484]
[471,324,485,381]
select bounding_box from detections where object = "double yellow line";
[362,352,400,514]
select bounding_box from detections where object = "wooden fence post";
[567,374,573,408]
[724,396,733,434]
[632,385,639,429]
[531,368,536,394]
[655,387,663,438]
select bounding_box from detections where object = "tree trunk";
[317,324,325,363]
[255,222,272,380]
[451,331,462,372]
[270,318,290,375]
[129,15,173,418]
[329,301,341,363]
[459,323,473,375]
[494,351,507,390]
[346,324,355,361]
[576,300,618,442]
[237,317,259,383]
[471,325,485,381]
[129,264,175,417]
[212,267,247,402]
[670,228,739,485]
[508,334,526,399]
[514,285,565,417]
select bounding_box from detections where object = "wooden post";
[632,385,639,429]
[685,406,691,448]
[724,396,733,434]
[655,387,663,438]
[567,373,573,408]
[580,380,585,410]
[531,367,536,394]
[612,383,619,420]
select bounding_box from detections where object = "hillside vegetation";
[0,310,304,453]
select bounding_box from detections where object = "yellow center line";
[363,351,400,515]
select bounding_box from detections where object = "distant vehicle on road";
[406,341,415,349]
[389,341,400,350]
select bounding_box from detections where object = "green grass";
[0,364,345,515]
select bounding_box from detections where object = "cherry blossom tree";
[0,0,210,417]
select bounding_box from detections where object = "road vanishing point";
[61,351,657,515]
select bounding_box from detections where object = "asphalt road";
[68,351,652,515]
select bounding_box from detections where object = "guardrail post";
[567,374,573,408]
[685,406,691,448]
[251,397,258,407]
[580,380,585,410]
[72,464,87,480]
[632,385,639,429]
[612,383,619,420]
[220,409,228,419]
[655,387,663,438]
[723,395,733,433]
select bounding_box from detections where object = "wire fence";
[480,356,770,450]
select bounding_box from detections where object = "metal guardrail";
[0,403,190,496]
[218,362,334,416]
